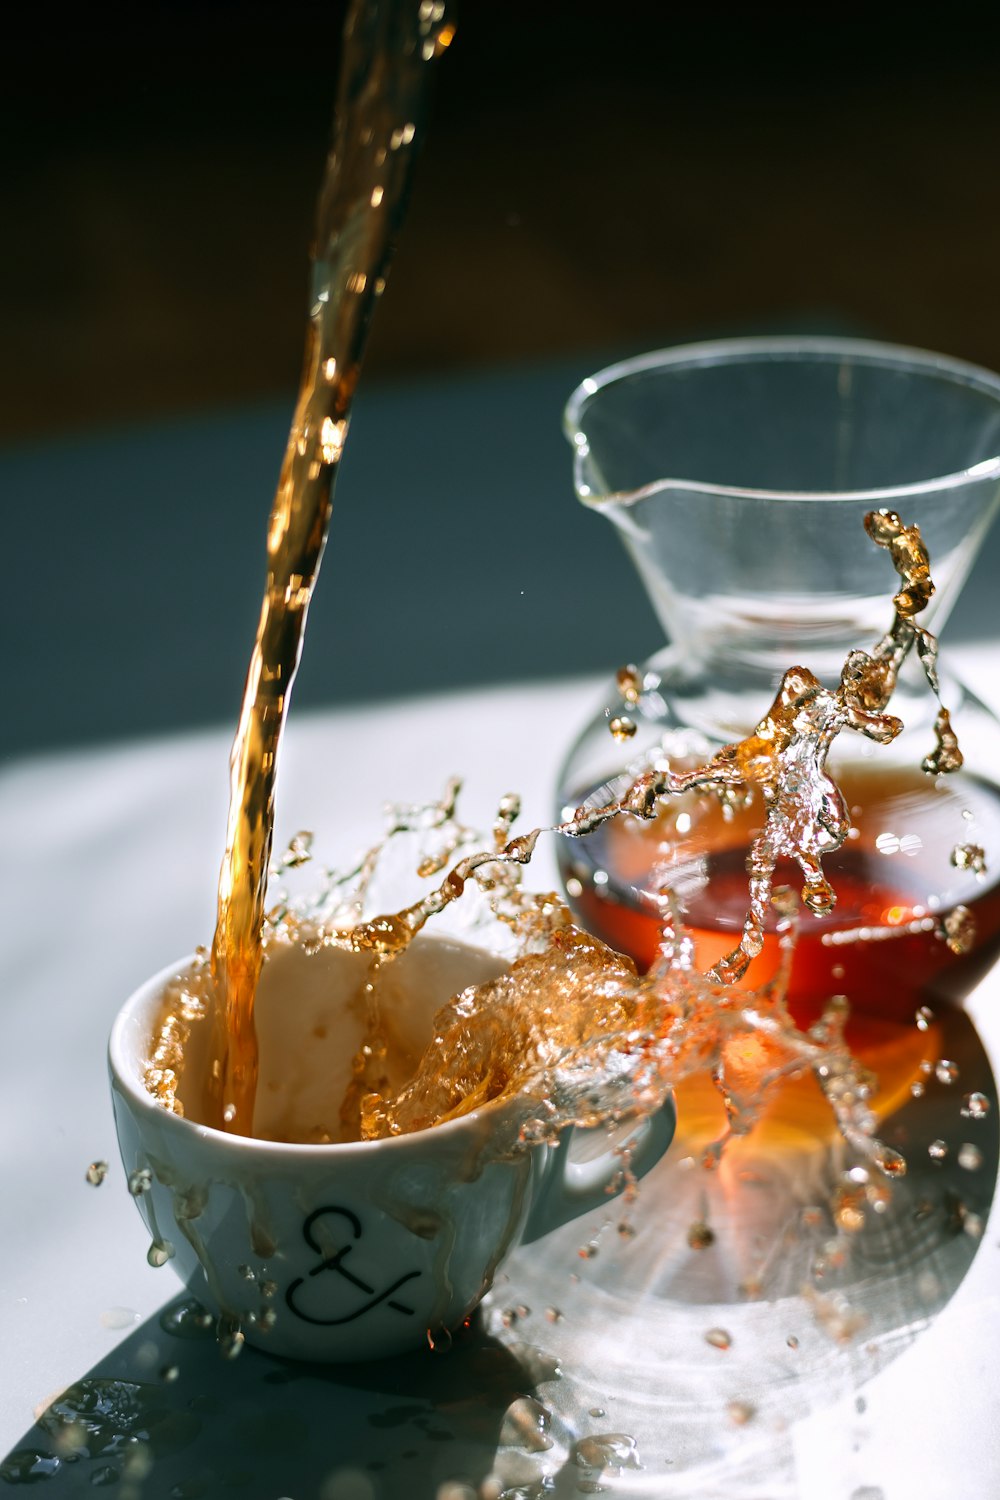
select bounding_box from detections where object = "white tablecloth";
[2,663,998,1498]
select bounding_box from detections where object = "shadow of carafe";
[484,1004,1000,1494]
[0,1299,567,1499]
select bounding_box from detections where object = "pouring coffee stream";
[208,0,455,1134]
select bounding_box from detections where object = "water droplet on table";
[499,1396,552,1452]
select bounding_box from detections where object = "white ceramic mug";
[109,935,676,1361]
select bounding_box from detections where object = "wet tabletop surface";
[3,651,1000,1498]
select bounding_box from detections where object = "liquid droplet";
[705,1327,731,1350]
[786,1334,799,1350]
[803,1287,870,1343]
[499,1396,552,1452]
[616,664,642,706]
[127,1168,152,1196]
[833,1182,867,1233]
[147,1239,176,1268]
[608,716,636,743]
[506,1343,561,1386]
[279,830,314,870]
[951,842,986,875]
[870,1143,906,1178]
[572,1433,640,1472]
[866,1179,892,1214]
[100,1307,139,1330]
[958,1142,983,1171]
[0,1450,61,1482]
[86,1161,108,1187]
[219,1321,245,1360]
[936,1059,959,1085]
[915,1005,934,1031]
[922,705,963,775]
[160,1365,180,1384]
[961,1091,990,1119]
[544,1307,562,1323]
[940,905,975,955]
[802,878,835,915]
[928,1139,948,1161]
[159,1299,215,1340]
[726,1399,755,1426]
[687,1220,715,1250]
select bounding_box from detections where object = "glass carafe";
[557,337,1000,1137]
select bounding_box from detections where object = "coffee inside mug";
[171,935,508,1143]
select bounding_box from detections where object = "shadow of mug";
[0,1294,566,1497]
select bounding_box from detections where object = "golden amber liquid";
[208,0,454,1132]
[561,762,1000,1150]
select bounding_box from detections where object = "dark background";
[5,5,1000,757]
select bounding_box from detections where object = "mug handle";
[519,1095,677,1244]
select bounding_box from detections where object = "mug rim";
[564,334,1000,507]
[109,935,533,1161]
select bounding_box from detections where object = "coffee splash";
[209,0,455,1133]
[342,507,952,1172]
[148,504,962,1188]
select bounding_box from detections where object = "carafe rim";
[575,462,1000,513]
[565,334,1000,510]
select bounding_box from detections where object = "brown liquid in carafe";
[563,763,1000,1022]
[560,761,1000,1146]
